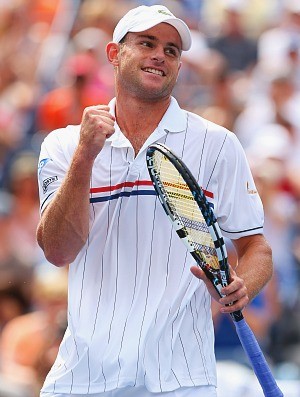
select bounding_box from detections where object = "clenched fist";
[78,105,116,160]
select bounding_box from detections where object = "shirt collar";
[157,96,187,133]
[106,96,187,144]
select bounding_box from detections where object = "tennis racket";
[146,143,283,397]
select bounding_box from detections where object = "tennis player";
[36,5,273,397]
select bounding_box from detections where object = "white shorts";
[41,385,217,397]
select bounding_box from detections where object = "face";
[108,23,182,101]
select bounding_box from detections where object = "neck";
[115,95,171,154]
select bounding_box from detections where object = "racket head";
[146,143,230,296]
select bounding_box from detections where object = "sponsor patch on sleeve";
[42,176,58,193]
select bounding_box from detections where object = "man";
[36,5,273,397]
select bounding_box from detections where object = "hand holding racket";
[146,143,283,397]
[190,260,247,312]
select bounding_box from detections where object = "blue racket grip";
[234,318,283,397]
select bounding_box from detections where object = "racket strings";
[154,153,220,270]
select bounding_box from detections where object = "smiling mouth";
[143,67,165,77]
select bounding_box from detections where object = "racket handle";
[234,318,283,397]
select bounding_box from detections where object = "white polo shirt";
[38,97,264,395]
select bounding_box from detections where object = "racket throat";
[191,252,224,296]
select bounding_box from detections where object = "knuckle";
[83,105,94,116]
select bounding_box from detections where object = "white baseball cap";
[113,5,192,51]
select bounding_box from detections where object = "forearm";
[234,235,273,302]
[37,146,94,266]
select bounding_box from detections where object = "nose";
[151,46,165,63]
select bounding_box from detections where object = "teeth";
[144,68,164,76]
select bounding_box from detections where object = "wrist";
[75,144,98,165]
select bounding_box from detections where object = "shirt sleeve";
[215,131,264,239]
[37,129,72,213]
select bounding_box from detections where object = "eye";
[140,41,153,48]
[165,47,180,58]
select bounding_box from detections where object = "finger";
[84,104,111,113]
[220,267,242,295]
[190,265,220,301]
[82,105,115,124]
[91,115,115,136]
[92,109,115,123]
[190,265,206,280]
[219,284,248,306]
[220,295,249,314]
[81,110,115,137]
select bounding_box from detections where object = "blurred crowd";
[0,0,300,396]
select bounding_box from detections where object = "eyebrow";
[136,33,181,52]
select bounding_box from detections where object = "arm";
[191,234,273,314]
[36,105,115,267]
[232,234,273,300]
[219,234,273,313]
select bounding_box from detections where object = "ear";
[106,42,120,66]
[176,61,182,82]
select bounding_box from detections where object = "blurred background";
[0,0,299,396]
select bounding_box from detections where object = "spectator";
[0,268,68,396]
[207,2,258,73]
[36,48,114,134]
[0,189,33,332]
[5,151,40,266]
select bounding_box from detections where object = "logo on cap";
[158,9,172,16]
